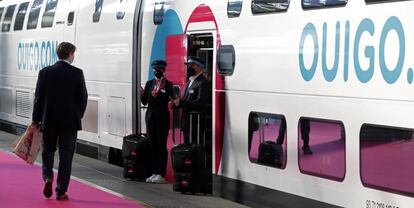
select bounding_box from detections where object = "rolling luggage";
[258,141,283,167]
[256,117,284,167]
[122,133,151,181]
[171,112,209,194]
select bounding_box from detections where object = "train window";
[217,45,236,76]
[360,124,414,196]
[0,7,4,25]
[248,112,287,169]
[153,1,165,25]
[27,0,43,30]
[302,0,347,9]
[298,118,345,181]
[93,0,104,23]
[14,2,29,31]
[1,5,16,32]
[41,0,58,28]
[251,0,290,14]
[116,0,127,20]
[67,11,74,26]
[228,0,243,18]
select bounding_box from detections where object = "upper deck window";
[14,2,29,31]
[228,0,243,18]
[27,0,43,30]
[302,0,347,9]
[41,0,58,28]
[2,5,16,32]
[93,0,104,23]
[153,1,165,25]
[251,0,290,14]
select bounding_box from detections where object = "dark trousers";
[42,130,77,195]
[300,119,311,147]
[147,119,169,177]
[276,118,287,145]
[275,118,310,147]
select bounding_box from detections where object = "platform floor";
[0,131,247,208]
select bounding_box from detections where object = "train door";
[165,32,214,191]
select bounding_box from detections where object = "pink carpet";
[0,150,145,208]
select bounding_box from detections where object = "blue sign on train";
[17,41,59,71]
[299,16,408,84]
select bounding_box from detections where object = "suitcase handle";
[259,117,265,144]
[189,112,202,145]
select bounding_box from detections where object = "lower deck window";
[298,118,345,181]
[248,112,287,169]
[360,124,414,196]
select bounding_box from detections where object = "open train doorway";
[188,33,214,191]
[166,32,214,193]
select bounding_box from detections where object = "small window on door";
[27,0,43,30]
[14,2,30,31]
[217,45,236,76]
[41,0,58,28]
[228,0,243,18]
[153,1,165,25]
[93,0,104,23]
[2,5,16,32]
[67,11,74,26]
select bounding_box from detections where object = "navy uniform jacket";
[32,61,88,133]
[141,78,173,127]
[179,74,209,134]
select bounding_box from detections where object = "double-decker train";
[1,0,414,207]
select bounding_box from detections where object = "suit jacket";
[179,74,209,133]
[141,78,173,127]
[32,61,88,133]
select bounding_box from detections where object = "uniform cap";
[151,60,167,68]
[184,56,205,69]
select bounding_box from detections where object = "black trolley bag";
[171,112,209,194]
[122,133,151,180]
[257,119,284,167]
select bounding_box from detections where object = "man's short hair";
[57,42,76,60]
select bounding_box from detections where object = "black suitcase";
[122,134,151,181]
[171,112,209,194]
[171,143,206,172]
[173,169,209,194]
[258,141,283,167]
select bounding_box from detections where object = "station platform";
[0,130,247,208]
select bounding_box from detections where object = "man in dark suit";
[31,42,88,200]
[171,56,209,144]
[139,60,173,183]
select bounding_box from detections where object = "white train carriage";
[0,0,413,207]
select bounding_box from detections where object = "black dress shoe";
[56,193,69,201]
[43,181,52,198]
[302,146,313,155]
